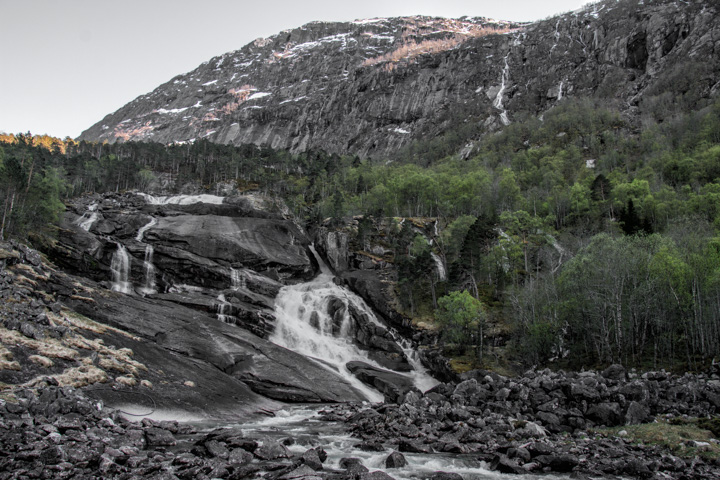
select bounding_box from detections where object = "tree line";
[2,94,720,371]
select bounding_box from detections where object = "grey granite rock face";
[78,1,720,159]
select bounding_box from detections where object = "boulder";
[385,451,407,468]
[490,454,525,474]
[301,448,324,470]
[625,401,650,425]
[535,454,579,472]
[228,448,254,465]
[586,402,623,427]
[346,361,418,403]
[254,441,291,460]
[145,427,177,447]
[430,473,463,480]
[602,364,627,381]
[279,465,322,480]
[340,457,369,473]
[398,439,433,454]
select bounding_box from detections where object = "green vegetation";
[435,290,486,359]
[600,419,720,460]
[2,94,720,372]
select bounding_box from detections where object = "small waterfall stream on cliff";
[493,50,511,126]
[269,247,438,401]
[135,218,159,295]
[75,203,98,232]
[139,245,156,295]
[430,252,447,282]
[110,243,132,294]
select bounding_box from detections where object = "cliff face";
[79,0,720,158]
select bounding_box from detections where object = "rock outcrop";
[2,190,400,411]
[78,0,720,159]
[1,238,368,412]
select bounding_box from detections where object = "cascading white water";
[110,243,132,294]
[230,268,246,290]
[206,404,550,480]
[493,51,512,126]
[269,247,437,401]
[216,293,233,323]
[135,218,159,295]
[137,193,225,205]
[75,203,98,232]
[430,252,447,282]
[550,18,561,54]
[214,268,251,324]
[139,245,156,295]
[135,217,157,242]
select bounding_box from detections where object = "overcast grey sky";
[0,0,592,139]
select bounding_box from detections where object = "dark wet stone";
[623,459,653,478]
[145,427,177,447]
[535,454,579,472]
[340,457,369,473]
[235,439,259,452]
[228,448,254,466]
[430,473,463,480]
[625,401,650,425]
[586,402,623,427]
[205,439,230,458]
[254,441,291,460]
[356,441,385,452]
[490,454,524,474]
[399,439,433,454]
[39,445,66,465]
[279,465,322,480]
[385,451,407,468]
[602,364,627,381]
[358,472,396,480]
[301,448,324,470]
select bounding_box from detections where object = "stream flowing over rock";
[32,191,437,410]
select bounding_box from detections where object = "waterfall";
[392,335,439,393]
[75,203,98,232]
[135,218,158,295]
[137,193,225,205]
[110,243,132,294]
[135,217,157,242]
[430,252,447,282]
[230,268,246,290]
[550,19,561,54]
[216,269,248,325]
[269,246,437,401]
[216,294,233,323]
[493,50,512,126]
[139,245,156,295]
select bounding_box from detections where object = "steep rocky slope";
[9,191,433,410]
[79,0,720,159]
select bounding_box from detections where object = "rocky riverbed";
[4,365,720,480]
[321,365,720,479]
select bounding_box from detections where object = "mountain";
[78,0,720,159]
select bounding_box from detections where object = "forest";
[1,95,720,372]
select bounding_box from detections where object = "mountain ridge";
[78,0,720,159]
